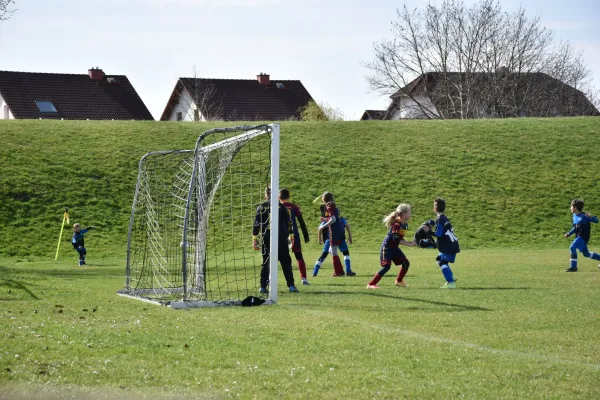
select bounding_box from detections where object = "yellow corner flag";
[54,208,69,262]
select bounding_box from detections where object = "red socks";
[369,273,383,286]
[332,256,345,275]
[298,260,307,279]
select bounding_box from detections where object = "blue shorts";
[570,237,589,253]
[322,239,348,253]
[438,252,456,263]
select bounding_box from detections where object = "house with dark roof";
[0,68,154,120]
[382,71,599,119]
[360,110,385,121]
[160,73,314,121]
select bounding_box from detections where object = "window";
[35,101,57,113]
[276,83,285,89]
[107,77,117,83]
[176,112,183,121]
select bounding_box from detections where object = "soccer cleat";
[367,284,380,289]
[440,281,456,289]
[302,278,310,285]
[311,273,318,277]
[79,261,84,267]
[332,272,345,277]
[289,285,299,293]
[346,271,357,276]
[565,267,578,272]
[259,287,268,294]
[395,280,408,287]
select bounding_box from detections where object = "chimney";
[257,72,270,85]
[88,67,104,81]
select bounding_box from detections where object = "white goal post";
[118,123,281,308]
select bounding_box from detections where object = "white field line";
[307,310,600,370]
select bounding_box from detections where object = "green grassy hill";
[1,118,599,257]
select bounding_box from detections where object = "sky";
[0,0,598,120]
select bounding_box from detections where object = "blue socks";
[344,255,351,273]
[440,263,454,282]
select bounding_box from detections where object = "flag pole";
[54,208,69,262]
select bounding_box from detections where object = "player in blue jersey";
[434,198,460,289]
[564,198,600,272]
[279,188,311,285]
[367,203,416,289]
[317,192,347,276]
[312,204,356,277]
[72,223,95,266]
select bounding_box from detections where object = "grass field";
[1,118,600,398]
[2,248,600,399]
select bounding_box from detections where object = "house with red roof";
[160,73,314,121]
[0,68,154,120]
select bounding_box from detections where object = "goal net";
[118,124,281,308]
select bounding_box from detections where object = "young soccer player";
[72,223,95,267]
[312,206,356,276]
[279,188,311,285]
[252,187,298,293]
[414,219,437,248]
[564,198,600,272]
[367,203,416,289]
[434,198,460,288]
[317,192,347,276]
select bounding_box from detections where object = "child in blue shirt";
[434,198,460,289]
[72,223,95,266]
[564,199,600,272]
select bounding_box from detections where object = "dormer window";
[35,100,57,113]
[276,83,285,89]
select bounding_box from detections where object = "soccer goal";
[118,124,281,308]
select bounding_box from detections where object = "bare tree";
[176,66,224,122]
[364,0,598,119]
[0,0,16,20]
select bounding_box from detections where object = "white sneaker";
[302,278,310,285]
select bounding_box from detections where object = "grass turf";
[1,248,600,399]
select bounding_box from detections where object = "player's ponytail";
[383,204,411,227]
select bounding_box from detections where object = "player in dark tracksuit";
[434,198,460,288]
[252,187,298,293]
[414,219,437,248]
[72,223,95,266]
[564,198,600,272]
[279,188,311,284]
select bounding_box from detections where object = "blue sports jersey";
[435,214,460,254]
[72,229,90,248]
[568,213,599,243]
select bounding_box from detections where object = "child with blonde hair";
[367,204,416,289]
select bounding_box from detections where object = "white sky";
[0,0,598,120]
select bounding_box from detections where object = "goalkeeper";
[414,219,437,249]
[252,187,299,293]
[72,223,95,266]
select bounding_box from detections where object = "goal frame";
[119,123,280,308]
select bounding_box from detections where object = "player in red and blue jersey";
[317,192,347,276]
[367,204,416,288]
[564,198,600,272]
[434,198,460,288]
[313,202,356,276]
[279,188,311,285]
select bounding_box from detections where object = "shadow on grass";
[457,287,532,291]
[0,279,40,300]
[300,290,491,311]
[0,264,121,279]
